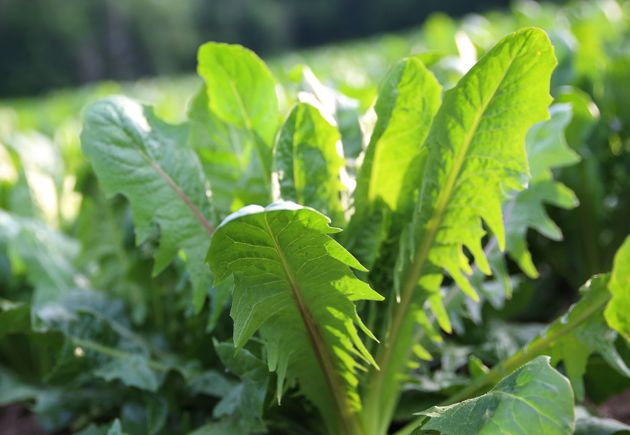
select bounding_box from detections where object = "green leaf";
[77,419,126,435]
[527,104,581,181]
[506,103,580,278]
[197,42,279,179]
[0,300,30,337]
[207,201,382,433]
[107,420,123,435]
[273,102,346,224]
[401,27,556,307]
[433,273,630,416]
[0,367,40,405]
[5,132,65,226]
[212,340,268,434]
[93,354,161,392]
[188,88,270,214]
[345,55,441,266]
[605,236,630,342]
[419,357,575,435]
[81,96,214,312]
[188,420,243,435]
[543,275,630,400]
[0,210,79,307]
[297,66,364,158]
[362,28,557,433]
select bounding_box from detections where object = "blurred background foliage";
[0,0,572,97]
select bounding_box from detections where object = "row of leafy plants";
[1,1,630,434]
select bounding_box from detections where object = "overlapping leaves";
[273,102,346,225]
[345,55,441,266]
[81,97,214,311]
[361,28,558,433]
[605,236,630,341]
[533,275,630,400]
[207,202,382,433]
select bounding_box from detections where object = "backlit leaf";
[207,201,382,432]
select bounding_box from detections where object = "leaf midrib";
[262,213,358,435]
[121,124,214,236]
[365,36,528,431]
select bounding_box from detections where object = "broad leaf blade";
[211,340,268,434]
[363,28,557,433]
[197,42,279,179]
[273,102,346,224]
[403,27,556,305]
[419,357,575,435]
[189,88,270,214]
[207,201,382,433]
[81,96,214,312]
[345,56,441,266]
[0,210,79,307]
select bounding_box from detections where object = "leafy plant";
[1,2,630,434]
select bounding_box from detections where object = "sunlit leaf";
[207,201,382,432]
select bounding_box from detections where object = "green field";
[1,1,630,434]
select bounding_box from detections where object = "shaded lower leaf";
[212,340,268,434]
[93,354,161,393]
[545,275,630,400]
[419,356,575,435]
[574,407,630,435]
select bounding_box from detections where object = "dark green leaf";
[419,357,575,435]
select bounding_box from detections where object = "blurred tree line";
[0,0,525,97]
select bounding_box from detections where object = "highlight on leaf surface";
[419,357,575,435]
[197,42,280,179]
[400,26,557,309]
[345,54,441,266]
[361,27,558,434]
[273,102,347,225]
[80,96,214,312]
[206,201,382,433]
